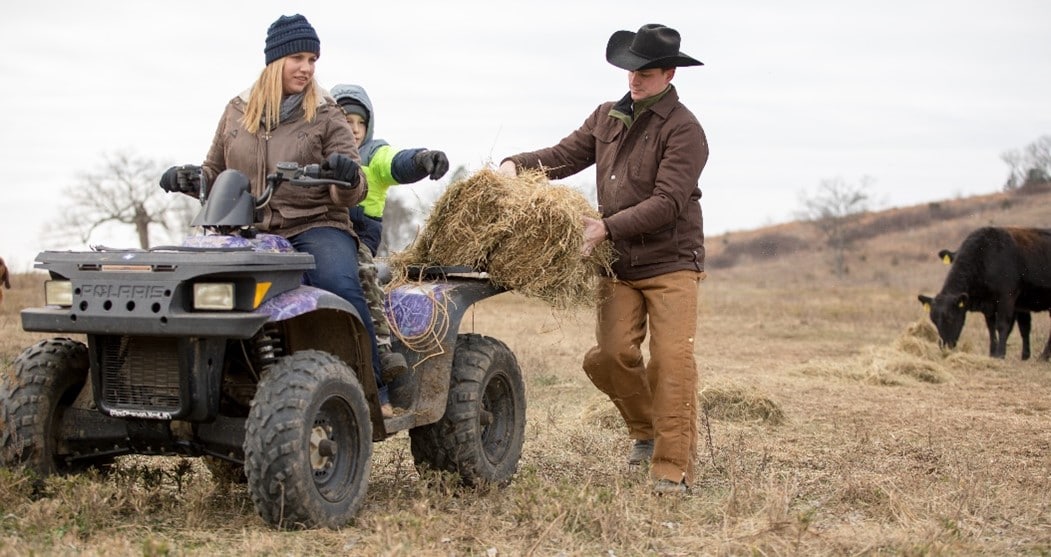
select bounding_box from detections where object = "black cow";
[0,256,9,304]
[935,248,1035,359]
[918,227,1051,359]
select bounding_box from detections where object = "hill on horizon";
[705,184,1051,280]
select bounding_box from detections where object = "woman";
[193,14,391,415]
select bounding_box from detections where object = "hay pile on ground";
[792,319,1016,385]
[580,382,785,430]
[698,382,786,425]
[390,168,614,310]
[580,396,623,431]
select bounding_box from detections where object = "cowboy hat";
[605,24,703,71]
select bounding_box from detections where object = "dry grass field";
[0,190,1049,556]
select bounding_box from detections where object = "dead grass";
[0,191,1050,555]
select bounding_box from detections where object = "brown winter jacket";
[202,88,366,239]
[503,85,708,280]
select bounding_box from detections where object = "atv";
[1,162,526,529]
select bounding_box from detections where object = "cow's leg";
[1016,311,1032,360]
[1039,313,1051,361]
[993,303,1017,359]
[983,311,1000,357]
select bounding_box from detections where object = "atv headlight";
[44,280,73,307]
[193,282,235,310]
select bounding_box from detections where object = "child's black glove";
[412,150,450,180]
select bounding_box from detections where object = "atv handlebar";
[270,162,358,190]
[256,162,358,209]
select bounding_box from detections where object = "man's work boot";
[627,439,654,465]
[380,350,408,383]
[652,479,689,496]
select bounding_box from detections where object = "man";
[498,23,708,495]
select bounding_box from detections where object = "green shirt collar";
[609,85,672,127]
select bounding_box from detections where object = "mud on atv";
[1,162,526,529]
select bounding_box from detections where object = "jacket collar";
[235,86,335,108]
[609,85,679,126]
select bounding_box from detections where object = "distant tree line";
[795,176,873,278]
[1002,135,1051,193]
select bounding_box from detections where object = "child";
[329,84,450,415]
[329,83,449,256]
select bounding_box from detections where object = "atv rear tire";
[0,338,95,476]
[410,334,526,486]
[244,350,372,529]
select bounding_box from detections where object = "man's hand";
[581,216,608,257]
[497,160,517,177]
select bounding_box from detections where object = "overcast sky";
[1,0,1049,271]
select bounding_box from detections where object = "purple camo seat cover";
[182,233,294,253]
[385,283,452,338]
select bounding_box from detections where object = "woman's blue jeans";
[289,226,387,404]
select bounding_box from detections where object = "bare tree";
[378,164,472,256]
[52,151,199,249]
[796,176,873,278]
[379,194,421,256]
[1002,134,1051,192]
[447,164,471,184]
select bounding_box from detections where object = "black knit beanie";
[264,14,320,66]
[338,99,370,122]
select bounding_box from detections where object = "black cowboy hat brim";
[605,29,703,71]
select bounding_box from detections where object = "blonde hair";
[241,57,320,134]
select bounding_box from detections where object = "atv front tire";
[0,338,94,475]
[244,350,372,529]
[410,334,526,486]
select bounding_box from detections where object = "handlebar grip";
[267,162,351,189]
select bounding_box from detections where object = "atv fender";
[387,278,506,425]
[257,286,379,422]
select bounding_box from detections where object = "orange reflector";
[254,282,272,308]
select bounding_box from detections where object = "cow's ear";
[918,294,933,306]
[956,293,968,308]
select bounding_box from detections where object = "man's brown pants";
[583,270,704,485]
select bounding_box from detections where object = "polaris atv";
[1,162,526,529]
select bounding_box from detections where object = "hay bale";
[391,168,615,309]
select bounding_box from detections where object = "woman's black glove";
[323,153,361,187]
[412,150,450,180]
[159,164,201,194]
